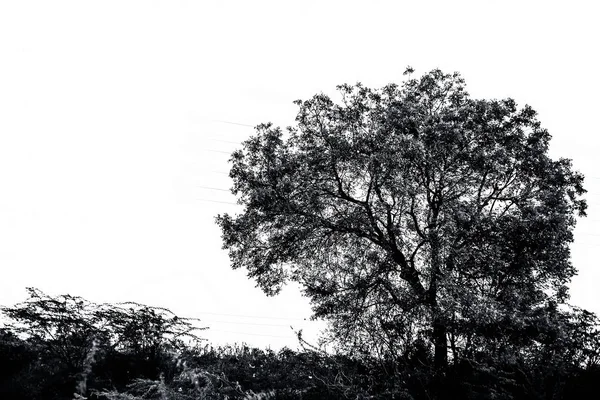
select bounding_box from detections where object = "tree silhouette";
[0,288,205,398]
[217,69,587,374]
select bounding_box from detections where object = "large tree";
[216,69,587,370]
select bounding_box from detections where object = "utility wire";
[202,320,298,328]
[201,149,232,155]
[193,311,306,321]
[206,329,293,339]
[205,138,243,145]
[196,199,239,205]
[212,120,255,128]
[197,186,230,192]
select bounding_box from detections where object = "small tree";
[217,69,588,373]
[1,288,205,398]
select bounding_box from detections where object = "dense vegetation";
[1,288,598,399]
[217,68,587,374]
[2,70,599,399]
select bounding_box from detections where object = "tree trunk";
[429,222,447,370]
[433,314,448,370]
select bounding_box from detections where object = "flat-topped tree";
[216,69,586,370]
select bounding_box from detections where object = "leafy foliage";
[1,289,599,399]
[0,288,205,399]
[1,69,598,399]
[216,69,587,373]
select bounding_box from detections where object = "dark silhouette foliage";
[0,289,599,399]
[2,70,599,399]
[214,68,597,397]
[0,288,204,399]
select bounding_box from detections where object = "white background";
[0,0,598,349]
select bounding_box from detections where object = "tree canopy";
[217,69,588,371]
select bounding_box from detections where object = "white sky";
[0,0,598,350]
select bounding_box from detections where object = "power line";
[212,120,255,128]
[202,320,296,328]
[193,311,306,321]
[197,185,230,192]
[196,199,239,205]
[206,329,293,339]
[206,138,242,145]
[201,149,232,155]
